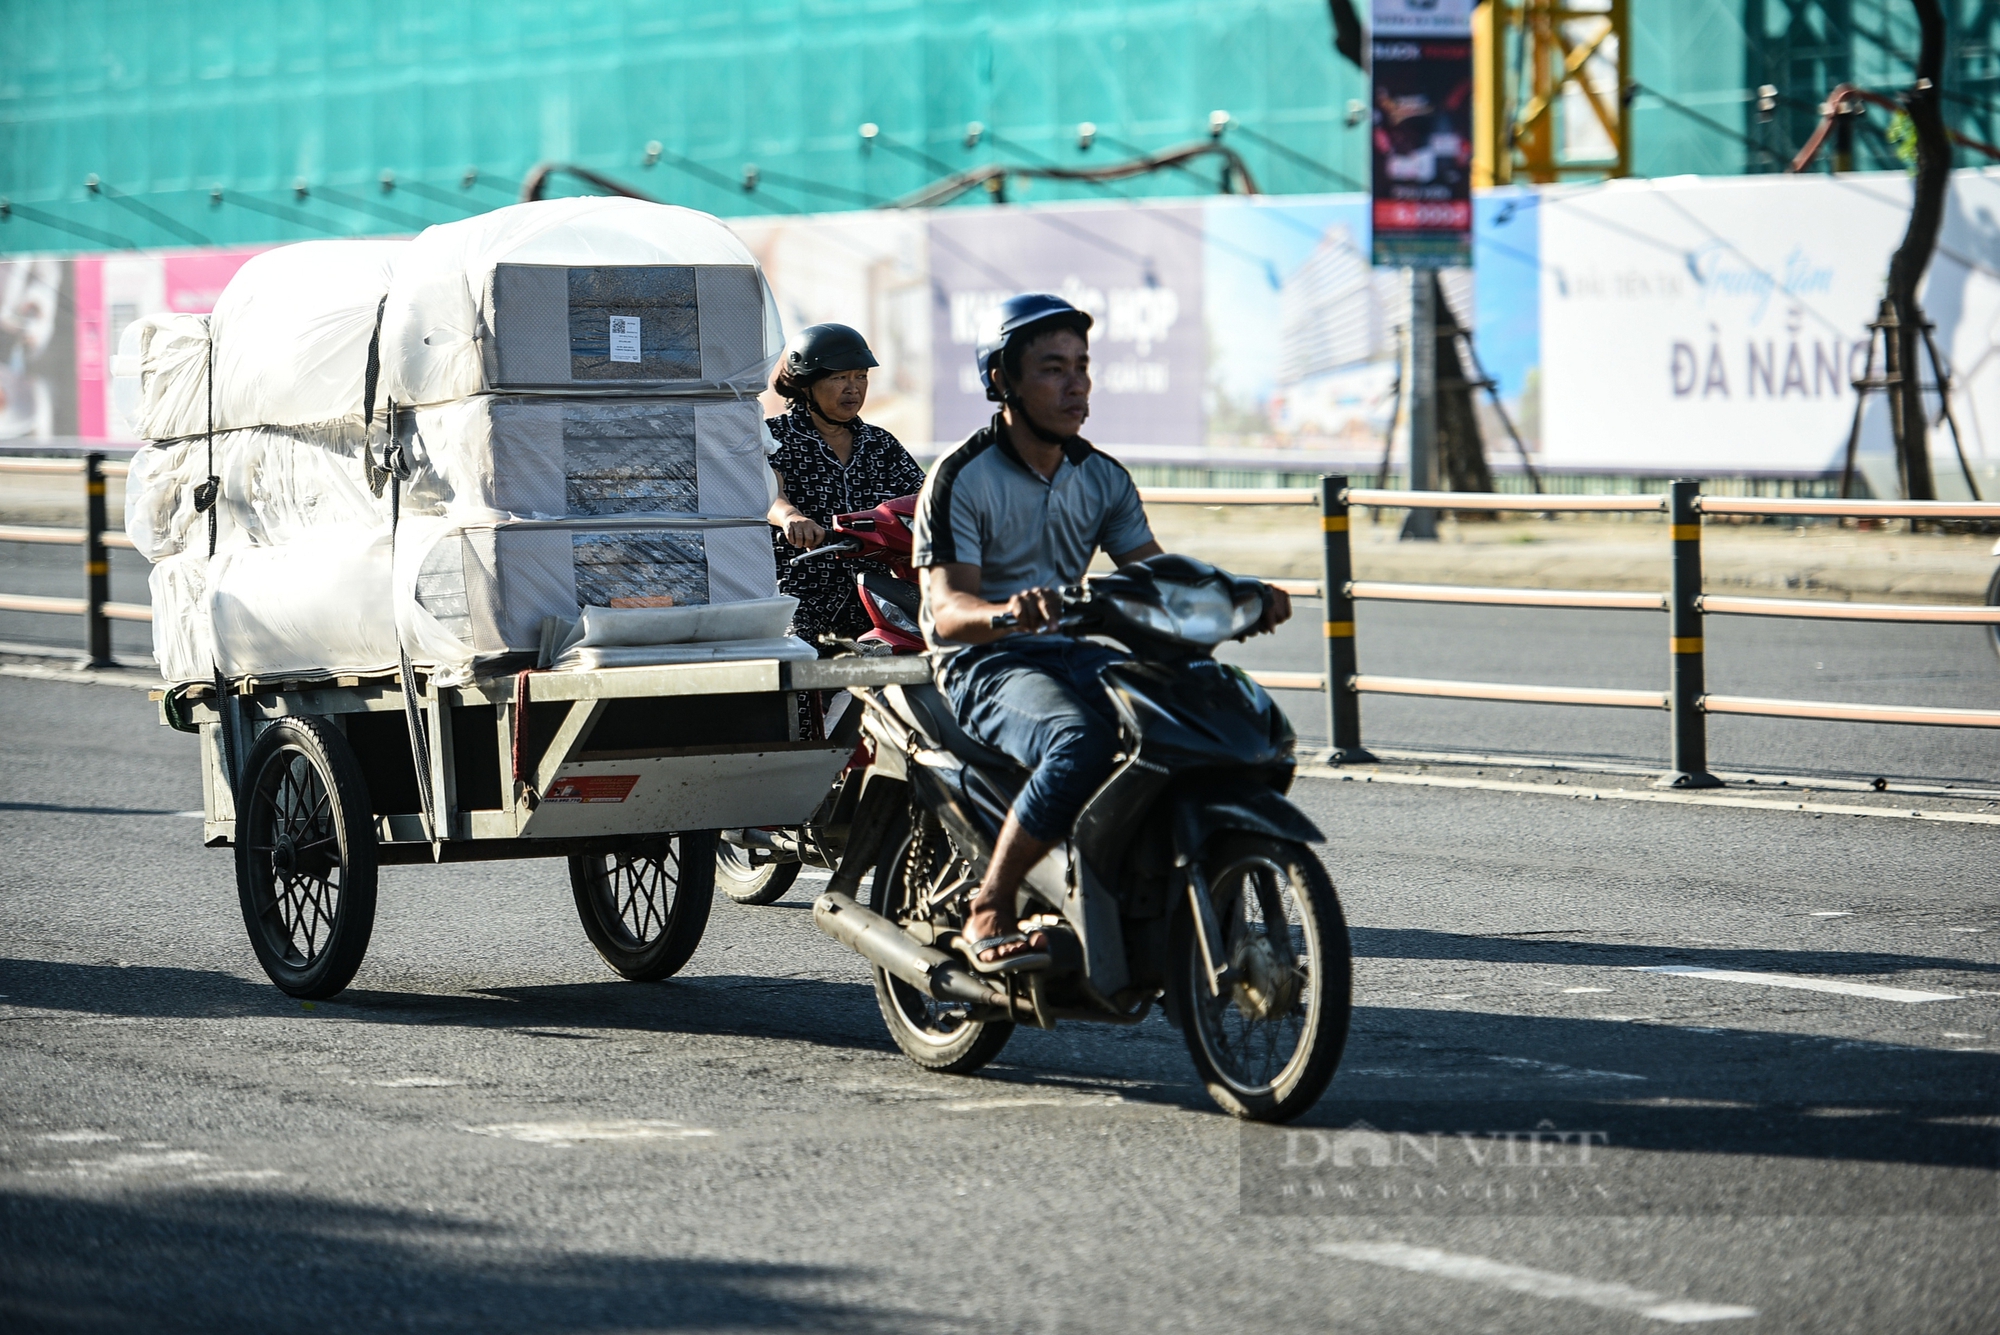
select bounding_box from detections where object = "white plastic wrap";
[114,313,212,443]
[379,197,783,406]
[148,549,214,683]
[125,426,385,561]
[208,525,401,679]
[128,241,407,441]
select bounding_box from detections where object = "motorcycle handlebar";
[788,539,863,569]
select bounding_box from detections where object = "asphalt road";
[2,674,1995,1333]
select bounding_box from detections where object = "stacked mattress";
[124,198,790,685]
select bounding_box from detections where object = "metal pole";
[83,452,112,668]
[1401,268,1440,540]
[1659,479,1720,789]
[1322,474,1373,764]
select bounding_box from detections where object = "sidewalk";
[1144,507,1999,604]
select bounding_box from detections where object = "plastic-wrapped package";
[380,198,782,406]
[114,313,212,443]
[398,513,779,670]
[126,241,407,441]
[148,549,214,683]
[402,394,772,523]
[207,525,400,679]
[125,425,385,561]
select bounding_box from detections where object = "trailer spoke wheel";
[235,716,378,1000]
[569,832,717,981]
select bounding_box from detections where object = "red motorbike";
[717,495,924,903]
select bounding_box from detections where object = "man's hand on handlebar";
[1245,583,1293,638]
[1000,586,1064,634]
[780,514,826,550]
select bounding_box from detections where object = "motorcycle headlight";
[1103,581,1262,647]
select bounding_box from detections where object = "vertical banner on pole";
[1370,0,1474,269]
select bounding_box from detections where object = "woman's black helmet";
[782,323,879,380]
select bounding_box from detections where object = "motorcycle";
[813,554,1353,1122]
[715,495,925,905]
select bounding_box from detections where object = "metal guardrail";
[1138,476,2000,785]
[0,453,150,665]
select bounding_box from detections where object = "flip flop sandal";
[953,931,1052,976]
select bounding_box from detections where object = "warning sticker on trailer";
[543,775,641,804]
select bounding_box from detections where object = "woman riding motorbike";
[766,323,927,655]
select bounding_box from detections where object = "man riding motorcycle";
[912,293,1293,973]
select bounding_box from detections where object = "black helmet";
[976,293,1093,402]
[782,323,879,380]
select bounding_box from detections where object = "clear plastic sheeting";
[544,596,808,671]
[380,197,783,406]
[401,394,772,523]
[554,637,817,672]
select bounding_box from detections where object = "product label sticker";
[543,774,641,804]
[608,315,642,364]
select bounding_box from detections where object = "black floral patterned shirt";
[767,403,928,645]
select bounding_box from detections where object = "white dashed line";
[1810,911,1855,918]
[940,1094,1126,1112]
[372,1077,466,1088]
[1316,1242,1758,1324]
[1635,966,1961,1004]
[1562,987,1613,994]
[36,1130,120,1144]
[464,1119,716,1147]
[1485,1055,1646,1082]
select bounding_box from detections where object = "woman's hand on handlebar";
[780,513,826,550]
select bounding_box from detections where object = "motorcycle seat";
[891,682,1026,779]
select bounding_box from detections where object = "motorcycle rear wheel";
[1170,834,1352,1122]
[871,819,1013,1074]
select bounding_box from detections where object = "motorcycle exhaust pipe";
[812,891,1007,1008]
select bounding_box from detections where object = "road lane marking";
[464,1119,716,1147]
[1299,766,2000,825]
[35,1130,119,1143]
[372,1077,465,1088]
[1486,1055,1647,1081]
[1316,1243,1758,1325]
[941,1094,1126,1111]
[1562,986,1613,993]
[1810,911,1855,918]
[1636,966,1961,1004]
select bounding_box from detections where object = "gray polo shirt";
[912,415,1154,651]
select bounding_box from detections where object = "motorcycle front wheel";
[1170,834,1352,1122]
[871,815,1013,1074]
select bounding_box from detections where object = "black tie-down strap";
[361,294,391,497]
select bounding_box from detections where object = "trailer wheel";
[235,716,379,1000]
[569,832,717,981]
[716,838,803,905]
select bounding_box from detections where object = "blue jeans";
[943,635,1127,843]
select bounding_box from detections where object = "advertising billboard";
[1371,0,1474,268]
[1537,170,2000,483]
[927,203,1205,452]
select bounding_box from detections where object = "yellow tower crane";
[1473,0,1631,185]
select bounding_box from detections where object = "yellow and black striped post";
[1660,478,1720,789]
[1321,474,1373,763]
[83,451,112,668]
